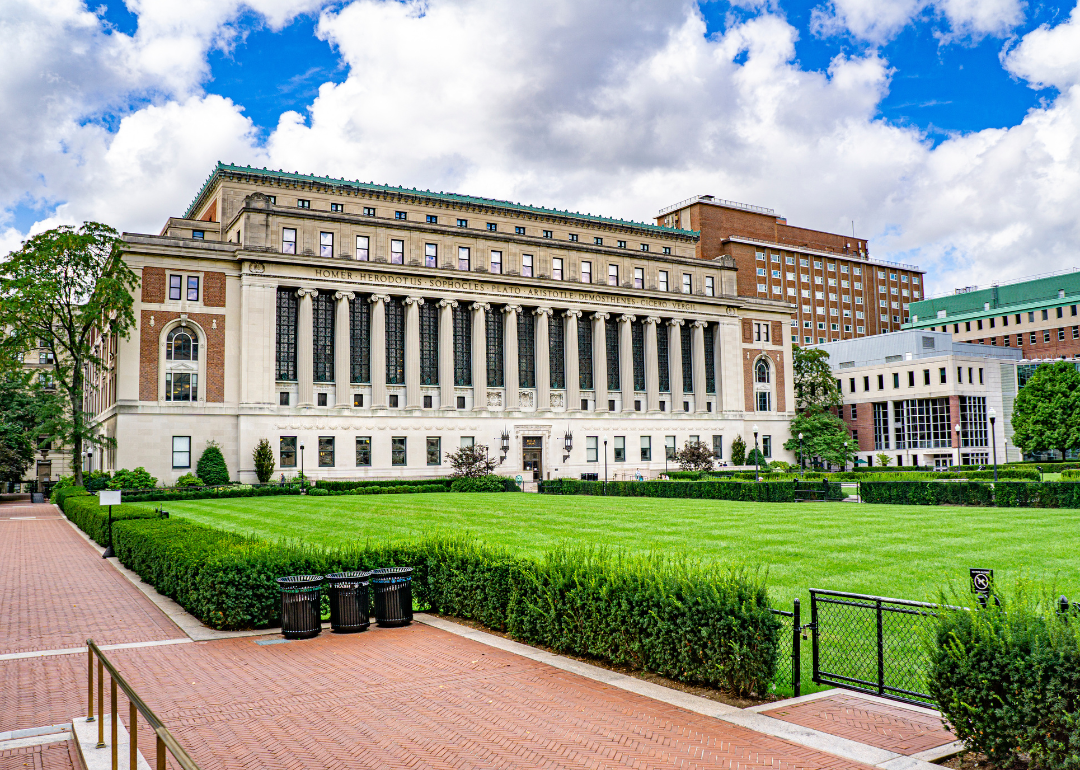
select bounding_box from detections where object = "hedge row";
[310,484,448,496]
[120,485,303,503]
[62,496,781,696]
[859,480,1080,507]
[315,478,453,491]
[539,479,845,502]
[929,591,1080,769]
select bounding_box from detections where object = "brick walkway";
[0,506,182,655]
[0,741,79,770]
[761,693,955,755]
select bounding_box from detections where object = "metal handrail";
[86,639,202,770]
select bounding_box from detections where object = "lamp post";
[753,424,760,482]
[798,432,804,470]
[603,440,608,486]
[86,448,93,476]
[989,407,998,482]
[843,441,849,473]
[954,424,961,468]
[299,443,305,492]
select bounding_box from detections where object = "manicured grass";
[164,493,1080,606]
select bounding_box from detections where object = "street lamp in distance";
[299,443,305,493]
[988,407,998,482]
[954,424,961,468]
[752,424,760,482]
[798,432,804,470]
[843,441,849,473]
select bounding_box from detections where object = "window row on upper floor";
[753,250,920,284]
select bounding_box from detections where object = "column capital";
[692,319,708,328]
[667,318,685,327]
[642,315,662,325]
[471,301,490,312]
[296,288,318,299]
[619,313,636,324]
[563,309,582,319]
[534,306,554,317]
[333,291,355,302]
[591,311,609,321]
[369,294,391,305]
[503,304,522,315]
[404,296,425,307]
[438,299,458,309]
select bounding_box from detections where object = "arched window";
[755,359,770,384]
[165,325,199,401]
[166,327,199,362]
[754,357,773,412]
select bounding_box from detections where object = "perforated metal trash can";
[371,567,413,627]
[326,571,371,633]
[276,575,324,639]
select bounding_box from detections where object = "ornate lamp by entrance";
[562,430,573,461]
[500,429,510,462]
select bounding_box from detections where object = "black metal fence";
[769,598,802,696]
[809,589,951,707]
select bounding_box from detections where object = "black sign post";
[970,567,993,607]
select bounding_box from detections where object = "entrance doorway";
[522,436,543,481]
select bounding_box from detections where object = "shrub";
[675,440,715,472]
[306,487,330,496]
[540,479,813,502]
[929,588,1080,768]
[108,467,158,490]
[84,470,111,493]
[316,479,454,492]
[175,473,204,488]
[196,441,229,485]
[53,484,89,508]
[252,438,275,484]
[860,480,1080,507]
[451,475,510,492]
[63,493,162,545]
[731,435,746,466]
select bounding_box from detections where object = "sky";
[3,0,1080,298]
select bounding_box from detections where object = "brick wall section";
[139,310,225,402]
[742,348,785,413]
[854,402,875,452]
[141,267,165,303]
[203,271,226,307]
[742,319,752,343]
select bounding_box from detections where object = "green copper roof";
[908,270,1080,324]
[186,162,698,237]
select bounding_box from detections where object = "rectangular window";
[297,199,310,209]
[581,261,592,283]
[363,207,375,216]
[640,243,649,252]
[458,247,470,271]
[640,436,652,461]
[169,274,182,300]
[923,369,931,386]
[1060,328,1067,341]
[762,436,772,458]
[633,267,644,289]
[515,226,525,235]
[426,214,437,224]
[662,246,671,255]
[353,393,363,407]
[395,211,407,220]
[356,235,370,261]
[755,391,771,411]
[426,437,441,465]
[617,240,627,249]
[877,374,884,389]
[164,371,192,401]
[863,375,870,391]
[608,264,619,286]
[280,391,290,406]
[705,276,714,296]
[487,222,497,232]
[186,276,199,302]
[490,250,502,273]
[586,436,599,462]
[682,273,691,294]
[665,435,676,460]
[658,271,669,292]
[457,218,468,228]
[873,402,890,450]
[712,434,723,459]
[192,230,204,239]
[391,436,407,465]
[594,237,603,246]
[1044,330,1051,343]
[940,367,947,384]
[568,233,578,242]
[390,239,404,264]
[320,232,334,258]
[424,243,437,268]
[318,436,335,467]
[521,254,533,277]
[355,437,371,466]
[542,229,553,238]
[552,257,563,280]
[279,436,296,468]
[613,436,625,462]
[171,436,191,469]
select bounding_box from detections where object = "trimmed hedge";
[929,591,1080,768]
[450,475,520,493]
[316,478,454,492]
[63,496,781,696]
[539,478,844,502]
[859,480,1080,507]
[65,493,164,545]
[120,485,303,503]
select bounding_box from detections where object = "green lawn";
[164,493,1080,606]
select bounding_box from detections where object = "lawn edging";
[60,492,782,697]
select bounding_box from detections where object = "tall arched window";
[755,359,770,384]
[165,325,199,401]
[754,357,772,411]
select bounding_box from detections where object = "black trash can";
[276,575,324,639]
[371,567,413,627]
[326,571,371,633]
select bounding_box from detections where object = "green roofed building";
[905,269,1080,361]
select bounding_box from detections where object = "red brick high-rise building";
[656,196,926,345]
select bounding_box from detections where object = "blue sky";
[5,0,1080,293]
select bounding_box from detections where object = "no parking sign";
[969,567,993,597]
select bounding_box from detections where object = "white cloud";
[809,0,1024,45]
[1003,3,1080,90]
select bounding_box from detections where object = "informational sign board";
[98,490,122,506]
[969,567,993,596]
[515,475,523,483]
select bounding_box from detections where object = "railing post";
[792,598,801,698]
[157,736,165,770]
[130,701,137,770]
[111,677,118,770]
[810,591,820,684]
[97,658,105,748]
[87,647,95,722]
[876,599,885,697]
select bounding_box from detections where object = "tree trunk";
[70,367,84,487]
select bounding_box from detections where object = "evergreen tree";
[196,440,230,485]
[730,435,747,466]
[252,438,275,483]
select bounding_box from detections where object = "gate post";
[792,598,801,697]
[810,591,820,685]
[876,599,885,696]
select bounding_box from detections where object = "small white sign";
[98,490,122,506]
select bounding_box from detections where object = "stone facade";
[90,164,797,484]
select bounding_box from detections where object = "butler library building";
[84,163,797,484]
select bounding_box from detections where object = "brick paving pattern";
[0,657,84,733]
[0,507,181,655]
[762,693,955,755]
[0,741,79,770]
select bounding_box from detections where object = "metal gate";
[809,589,945,707]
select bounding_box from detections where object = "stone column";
[644,315,661,413]
[296,288,317,407]
[404,296,424,409]
[535,307,552,411]
[692,320,707,413]
[503,305,521,410]
[369,294,389,409]
[619,314,635,412]
[668,318,684,411]
[438,299,457,410]
[333,291,354,408]
[471,302,489,411]
[592,311,608,411]
[564,310,581,411]
[713,321,723,410]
